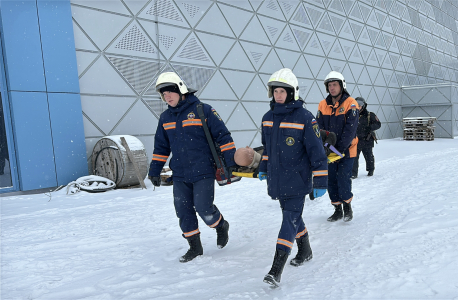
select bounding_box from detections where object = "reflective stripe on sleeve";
[220,142,235,152]
[262,121,273,127]
[163,122,176,130]
[312,170,328,177]
[152,154,169,162]
[262,155,268,161]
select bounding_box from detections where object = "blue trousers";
[173,178,224,238]
[276,196,308,254]
[328,156,355,205]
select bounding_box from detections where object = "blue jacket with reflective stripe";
[259,99,328,200]
[149,94,236,183]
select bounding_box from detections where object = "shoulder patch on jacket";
[212,108,222,121]
[312,119,320,138]
[351,104,357,116]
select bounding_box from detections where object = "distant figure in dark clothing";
[352,97,381,178]
[0,103,9,175]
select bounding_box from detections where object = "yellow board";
[232,171,256,178]
[327,152,344,163]
[233,153,344,179]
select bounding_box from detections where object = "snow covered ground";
[1,138,458,300]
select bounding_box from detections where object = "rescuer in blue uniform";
[258,68,328,287]
[317,71,359,223]
[148,72,236,263]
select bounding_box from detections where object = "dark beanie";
[159,84,181,95]
[271,85,295,103]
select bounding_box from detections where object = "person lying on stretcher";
[233,130,343,179]
[232,146,264,178]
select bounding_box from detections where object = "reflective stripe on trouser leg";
[173,180,199,237]
[192,178,224,229]
[328,156,355,205]
[277,196,306,254]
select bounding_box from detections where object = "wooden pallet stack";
[403,117,436,141]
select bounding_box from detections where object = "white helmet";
[267,68,300,100]
[156,72,194,102]
[324,71,347,94]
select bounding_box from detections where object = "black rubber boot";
[216,220,229,249]
[327,204,343,222]
[179,234,203,263]
[343,202,353,222]
[263,249,289,287]
[368,170,374,176]
[290,235,313,266]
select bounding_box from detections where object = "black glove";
[149,176,161,187]
[227,165,238,177]
[324,131,337,146]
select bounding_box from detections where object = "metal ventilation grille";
[266,26,278,38]
[146,0,182,21]
[171,64,214,91]
[293,6,310,25]
[350,4,362,20]
[145,99,167,116]
[266,0,278,11]
[330,15,344,33]
[108,57,163,93]
[177,37,209,61]
[319,15,334,33]
[250,51,263,63]
[159,34,176,50]
[292,29,310,48]
[310,38,320,49]
[283,32,294,43]
[306,6,322,26]
[182,3,200,18]
[350,22,362,39]
[115,25,155,53]
[280,1,293,14]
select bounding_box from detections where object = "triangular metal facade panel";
[198,71,238,100]
[72,6,132,51]
[220,42,255,72]
[221,69,256,99]
[226,103,259,130]
[81,95,136,134]
[240,15,271,45]
[196,4,235,38]
[275,48,301,69]
[196,32,236,66]
[219,4,254,38]
[201,100,238,122]
[177,1,213,27]
[111,100,158,135]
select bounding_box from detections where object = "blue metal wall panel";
[8,91,57,190]
[0,0,46,92]
[0,19,20,193]
[37,0,80,93]
[48,93,87,185]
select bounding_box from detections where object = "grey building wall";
[70,0,458,165]
[401,84,458,137]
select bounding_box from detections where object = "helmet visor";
[356,99,365,107]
